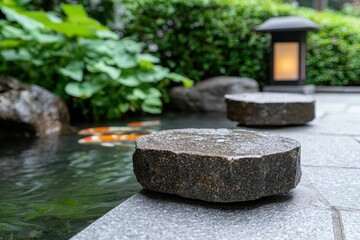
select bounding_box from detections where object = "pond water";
[0,114,235,239]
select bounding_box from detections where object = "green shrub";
[123,0,360,86]
[0,2,191,121]
[340,3,360,17]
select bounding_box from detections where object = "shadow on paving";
[139,189,294,211]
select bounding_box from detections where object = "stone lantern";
[255,16,319,94]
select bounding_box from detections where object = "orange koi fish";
[127,120,160,127]
[78,126,140,135]
[78,134,145,144]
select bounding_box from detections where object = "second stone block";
[225,92,315,126]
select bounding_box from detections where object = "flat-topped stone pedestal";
[133,129,301,202]
[225,93,315,126]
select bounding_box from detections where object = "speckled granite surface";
[225,93,315,126]
[134,129,301,202]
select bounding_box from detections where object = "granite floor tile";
[303,166,360,210]
[72,186,333,240]
[287,135,360,168]
[341,210,360,240]
[346,105,360,113]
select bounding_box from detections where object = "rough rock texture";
[170,76,259,113]
[133,129,301,202]
[0,76,72,136]
[226,93,315,126]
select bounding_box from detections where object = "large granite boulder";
[0,76,72,136]
[170,76,259,113]
[226,93,315,126]
[133,129,301,202]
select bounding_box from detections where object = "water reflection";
[0,132,140,240]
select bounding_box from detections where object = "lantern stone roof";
[254,16,320,32]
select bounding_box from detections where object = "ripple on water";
[0,132,141,240]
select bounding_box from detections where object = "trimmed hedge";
[124,0,360,86]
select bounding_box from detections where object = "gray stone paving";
[341,211,360,240]
[72,93,360,240]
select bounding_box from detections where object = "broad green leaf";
[77,38,98,46]
[137,67,171,83]
[147,88,162,98]
[32,59,44,66]
[136,54,160,63]
[137,71,156,82]
[124,40,143,53]
[125,94,137,101]
[165,72,184,82]
[87,61,121,80]
[166,73,193,87]
[95,30,118,40]
[65,82,82,97]
[22,8,105,37]
[61,4,88,20]
[141,99,162,114]
[138,60,154,70]
[153,66,170,80]
[114,55,137,69]
[59,61,84,81]
[93,44,113,55]
[133,89,146,99]
[141,104,162,114]
[0,0,18,7]
[182,78,193,88]
[61,4,107,33]
[46,12,62,23]
[2,25,29,40]
[0,39,22,48]
[116,75,140,87]
[1,49,18,60]
[144,97,162,106]
[47,22,96,37]
[118,103,129,113]
[1,48,31,61]
[65,82,103,98]
[1,7,44,30]
[31,32,64,43]
[112,41,127,52]
[23,11,55,27]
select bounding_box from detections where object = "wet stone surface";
[133,129,301,202]
[225,93,315,126]
[0,76,71,136]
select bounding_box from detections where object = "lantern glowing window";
[254,16,319,86]
[273,42,299,81]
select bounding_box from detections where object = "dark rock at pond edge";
[0,76,72,136]
[133,129,301,202]
[170,76,259,113]
[225,93,315,126]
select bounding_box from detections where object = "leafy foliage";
[5,0,117,26]
[340,3,360,18]
[123,0,360,86]
[0,2,192,120]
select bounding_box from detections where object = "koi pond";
[0,114,235,239]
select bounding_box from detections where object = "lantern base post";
[263,84,315,95]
